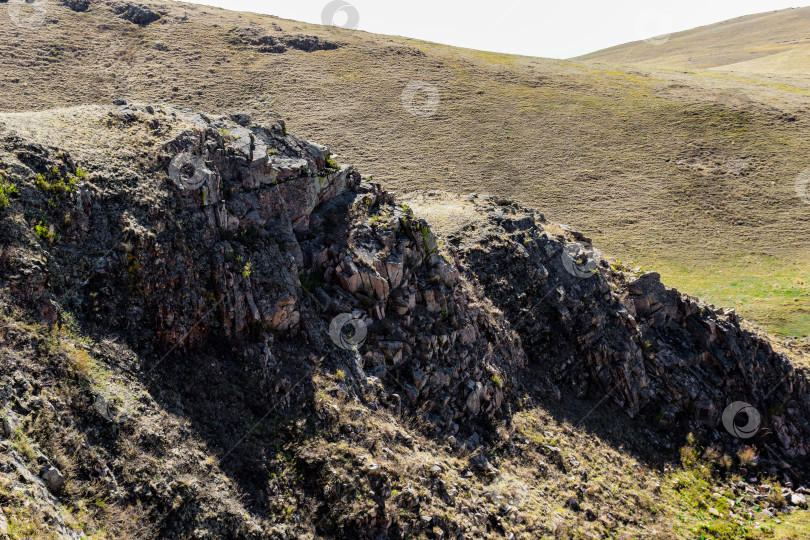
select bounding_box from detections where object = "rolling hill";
[576,6,810,75]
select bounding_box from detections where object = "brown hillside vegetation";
[0,0,807,338]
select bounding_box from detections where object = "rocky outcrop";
[0,104,523,438]
[153,112,524,434]
[2,105,808,457]
[0,105,809,537]
[2,105,809,459]
[112,2,161,26]
[230,28,340,54]
[303,195,526,436]
[406,192,810,459]
[62,0,91,12]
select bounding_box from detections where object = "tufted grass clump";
[325,155,341,170]
[0,174,18,210]
[737,445,759,468]
[35,219,57,243]
[36,166,78,195]
[36,166,83,207]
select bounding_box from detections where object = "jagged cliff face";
[0,105,808,538]
[407,192,810,457]
[0,104,525,435]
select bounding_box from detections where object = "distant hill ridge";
[576,6,810,74]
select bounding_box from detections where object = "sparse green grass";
[10,429,37,462]
[0,174,19,210]
[368,208,392,228]
[0,475,61,539]
[662,435,810,539]
[36,166,78,199]
[35,219,57,243]
[325,155,340,170]
[506,400,810,539]
[637,254,809,337]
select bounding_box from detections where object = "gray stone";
[1,414,16,438]
[465,382,484,416]
[61,0,91,12]
[40,466,65,492]
[790,493,807,507]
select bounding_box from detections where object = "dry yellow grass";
[576,6,810,74]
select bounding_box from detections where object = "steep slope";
[0,0,807,337]
[576,7,810,74]
[0,104,809,538]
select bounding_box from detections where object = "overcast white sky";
[180,0,807,58]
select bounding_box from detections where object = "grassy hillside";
[576,7,810,74]
[0,0,807,337]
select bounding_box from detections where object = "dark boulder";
[113,2,160,26]
[62,0,91,12]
